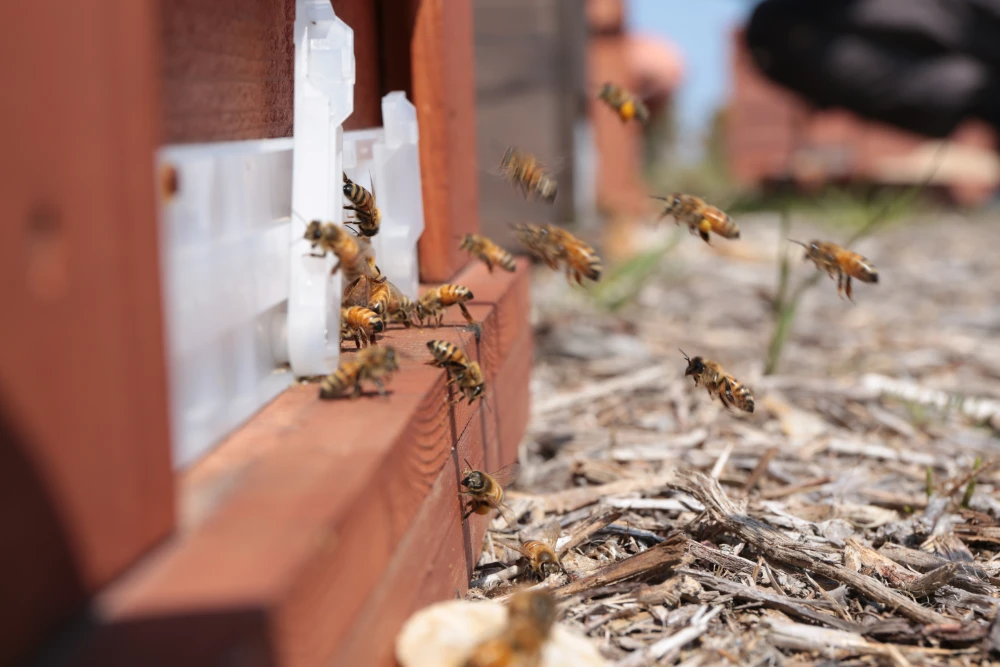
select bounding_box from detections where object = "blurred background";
[475,0,1000,262]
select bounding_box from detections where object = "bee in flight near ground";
[494,522,563,581]
[340,306,384,349]
[461,589,556,667]
[426,339,486,406]
[460,233,517,273]
[789,239,879,302]
[303,220,381,283]
[597,82,650,125]
[497,147,558,204]
[417,284,481,340]
[680,350,755,413]
[651,194,740,244]
[459,460,519,529]
[342,171,381,237]
[319,345,399,399]
[512,222,602,285]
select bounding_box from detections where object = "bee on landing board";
[319,346,399,399]
[342,171,381,237]
[497,147,558,204]
[303,220,382,283]
[512,223,602,285]
[680,350,755,413]
[789,239,879,302]
[462,589,556,667]
[417,284,481,340]
[343,275,417,328]
[597,82,650,125]
[651,194,740,244]
[460,233,517,273]
[494,523,564,581]
[459,460,519,529]
[340,306,384,349]
[426,339,486,406]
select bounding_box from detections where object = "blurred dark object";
[747,0,1000,139]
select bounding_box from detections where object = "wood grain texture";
[67,259,531,667]
[0,0,174,663]
[411,0,483,282]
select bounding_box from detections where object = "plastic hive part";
[342,91,424,301]
[288,0,355,377]
[157,138,295,468]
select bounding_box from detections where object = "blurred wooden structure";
[727,27,1000,206]
[1,1,529,666]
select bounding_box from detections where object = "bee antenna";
[463,457,473,472]
[678,348,690,361]
[787,239,808,248]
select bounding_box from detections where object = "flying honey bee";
[417,284,479,338]
[495,523,563,580]
[651,194,740,244]
[597,82,650,125]
[462,589,556,667]
[303,220,382,283]
[498,147,558,204]
[459,460,519,529]
[789,239,879,302]
[319,345,399,399]
[460,233,517,273]
[340,306,384,349]
[512,223,602,285]
[342,171,381,237]
[680,350,755,413]
[426,339,486,405]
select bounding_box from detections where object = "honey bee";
[368,277,417,326]
[462,589,556,667]
[680,350,755,413]
[512,223,602,285]
[651,194,740,244]
[319,345,399,399]
[498,147,558,204]
[417,284,478,333]
[460,233,517,273]
[597,82,650,125]
[459,460,519,529]
[495,523,563,580]
[789,239,879,301]
[342,171,381,237]
[340,306,384,349]
[426,339,486,405]
[303,220,382,283]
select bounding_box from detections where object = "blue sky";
[627,0,754,159]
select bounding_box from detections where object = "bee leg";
[373,379,388,397]
[845,275,854,302]
[305,251,327,259]
[459,303,475,325]
[351,382,363,399]
[330,262,341,276]
[699,228,711,244]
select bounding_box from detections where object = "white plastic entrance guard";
[156,1,424,468]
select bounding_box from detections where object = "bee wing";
[538,521,562,549]
[480,494,519,529]
[493,537,531,560]
[342,276,371,307]
[489,462,521,488]
[368,169,377,201]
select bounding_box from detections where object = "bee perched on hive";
[680,350,755,413]
[426,339,486,406]
[789,239,879,302]
[459,460,519,529]
[651,194,740,244]
[303,219,381,283]
[417,285,481,340]
[342,171,381,237]
[319,346,399,400]
[339,306,384,349]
